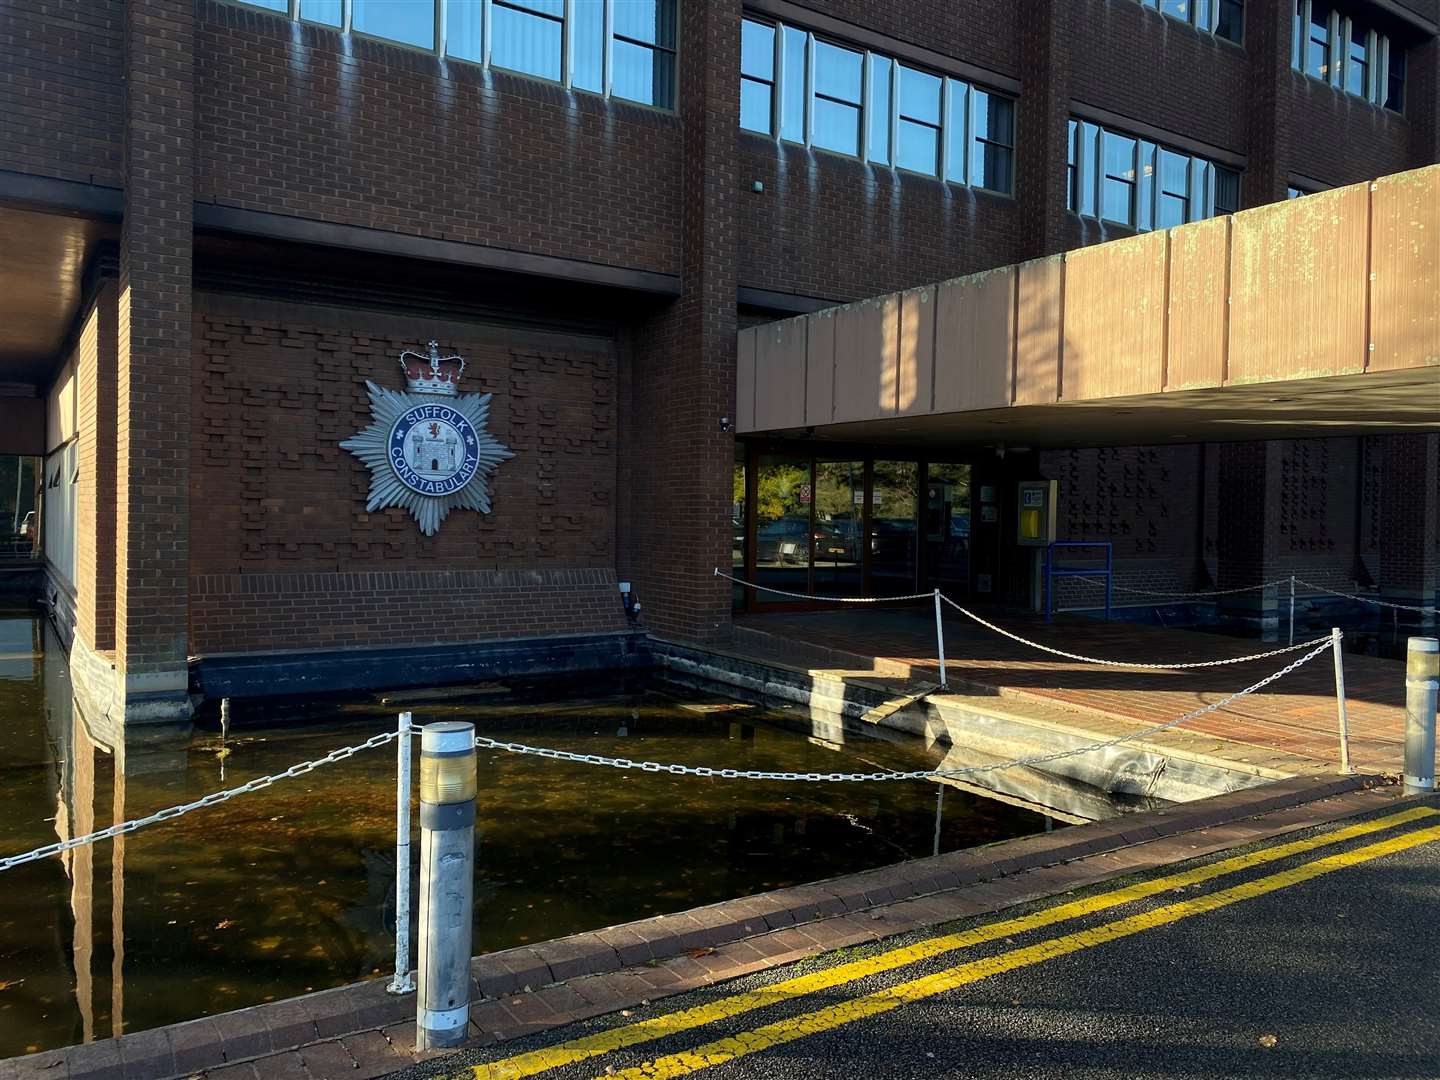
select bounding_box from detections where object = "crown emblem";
[398,341,466,397]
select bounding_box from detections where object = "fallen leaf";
[0,980,23,991]
[686,947,716,959]
[215,920,235,930]
[1258,1034,1278,1049]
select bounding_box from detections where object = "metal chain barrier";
[1070,575,1292,600]
[938,593,1328,670]
[0,728,400,874]
[715,567,1326,670]
[714,567,933,603]
[475,639,1333,782]
[1293,578,1438,615]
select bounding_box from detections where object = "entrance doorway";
[734,446,975,611]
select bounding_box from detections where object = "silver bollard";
[933,589,948,690]
[1404,637,1438,796]
[1331,628,1353,775]
[416,721,476,1050]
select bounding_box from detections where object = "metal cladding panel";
[1228,183,1369,386]
[1062,230,1166,401]
[1165,216,1230,391]
[806,307,837,425]
[1014,256,1063,406]
[1370,164,1440,373]
[934,267,1014,414]
[753,316,808,431]
[898,286,936,416]
[736,326,757,431]
[833,294,900,423]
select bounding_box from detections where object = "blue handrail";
[1043,541,1112,622]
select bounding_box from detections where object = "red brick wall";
[188,294,626,651]
[75,277,117,653]
[0,0,123,186]
[193,0,684,278]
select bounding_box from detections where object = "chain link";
[0,729,399,874]
[1293,578,1438,615]
[1069,575,1292,600]
[476,639,1332,782]
[713,568,934,603]
[937,594,1328,670]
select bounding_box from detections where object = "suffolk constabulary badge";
[340,342,514,536]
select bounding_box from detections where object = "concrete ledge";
[190,629,651,700]
[6,773,1389,1079]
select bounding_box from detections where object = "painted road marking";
[457,807,1437,1080]
[609,822,1440,1080]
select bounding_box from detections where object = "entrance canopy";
[736,165,1439,449]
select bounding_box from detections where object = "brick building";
[0,0,1435,724]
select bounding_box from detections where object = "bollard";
[1404,638,1438,796]
[388,712,416,995]
[416,721,476,1050]
[1331,628,1352,775]
[933,589,948,690]
[1288,576,1295,647]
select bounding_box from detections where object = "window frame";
[1137,0,1245,43]
[740,16,778,136]
[1291,0,1404,113]
[225,0,681,112]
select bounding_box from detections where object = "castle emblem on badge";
[340,342,514,536]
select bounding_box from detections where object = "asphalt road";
[396,798,1440,1080]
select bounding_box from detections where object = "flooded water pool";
[0,607,1049,1057]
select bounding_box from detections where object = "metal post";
[931,783,944,858]
[933,589,948,690]
[1331,628,1353,775]
[1288,575,1295,646]
[416,721,476,1050]
[388,712,416,995]
[1404,637,1438,796]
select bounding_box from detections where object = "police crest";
[340,342,514,536]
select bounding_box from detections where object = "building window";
[1291,1,1404,111]
[739,16,1015,194]
[1137,0,1244,42]
[231,0,678,109]
[811,40,864,156]
[1068,117,1241,231]
[740,19,776,134]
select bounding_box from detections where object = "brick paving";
[733,606,1415,776]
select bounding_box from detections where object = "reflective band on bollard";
[1404,638,1439,796]
[416,722,476,1051]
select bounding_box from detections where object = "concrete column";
[1214,441,1282,632]
[1377,434,1439,631]
[619,0,738,642]
[114,0,195,722]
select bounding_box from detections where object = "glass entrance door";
[870,460,919,596]
[753,454,812,604]
[924,463,972,597]
[812,460,864,597]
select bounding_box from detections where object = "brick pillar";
[115,0,194,721]
[1015,0,1068,259]
[1409,35,1440,169]
[75,268,118,655]
[1377,434,1439,630]
[1214,441,1283,632]
[620,0,738,641]
[1240,0,1290,207]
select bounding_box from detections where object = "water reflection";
[0,608,1048,1058]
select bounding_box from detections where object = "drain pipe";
[416,722,477,1050]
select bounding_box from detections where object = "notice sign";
[1022,489,1045,508]
[799,483,812,504]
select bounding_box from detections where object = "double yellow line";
[455,806,1439,1080]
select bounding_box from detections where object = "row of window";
[739,18,1016,195]
[1293,1,1405,111]
[239,0,677,108]
[1132,0,1244,43]
[1067,119,1240,232]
